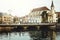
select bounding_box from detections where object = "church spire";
[51,0,54,7]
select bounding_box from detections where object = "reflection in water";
[56,32,60,40]
[0,32,30,40]
[29,31,51,40]
[0,31,60,40]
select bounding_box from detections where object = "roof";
[56,12,60,17]
[56,12,60,14]
[32,6,50,12]
[51,1,54,7]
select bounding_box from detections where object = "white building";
[20,1,58,24]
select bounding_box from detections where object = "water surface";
[0,31,60,40]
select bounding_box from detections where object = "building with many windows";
[20,1,58,24]
[0,13,13,24]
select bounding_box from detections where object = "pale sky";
[0,0,60,17]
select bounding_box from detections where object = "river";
[0,31,60,40]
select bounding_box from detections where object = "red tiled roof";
[56,12,60,15]
[56,12,60,14]
[56,12,60,17]
[32,6,50,12]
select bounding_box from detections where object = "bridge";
[0,23,56,31]
[0,23,56,26]
[0,23,58,31]
[0,23,59,40]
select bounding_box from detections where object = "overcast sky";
[0,0,60,17]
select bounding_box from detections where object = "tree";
[41,11,48,23]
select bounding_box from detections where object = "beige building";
[20,1,58,24]
[29,7,50,23]
[0,13,13,24]
[29,1,58,23]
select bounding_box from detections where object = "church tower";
[51,0,54,10]
[51,0,55,14]
[50,0,57,22]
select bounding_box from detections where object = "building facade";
[0,13,13,24]
[20,1,58,24]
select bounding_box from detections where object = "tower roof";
[51,0,54,7]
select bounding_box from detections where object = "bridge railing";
[0,23,56,26]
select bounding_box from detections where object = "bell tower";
[51,0,55,15]
[51,0,54,10]
[50,0,57,22]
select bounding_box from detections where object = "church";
[20,1,60,24]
